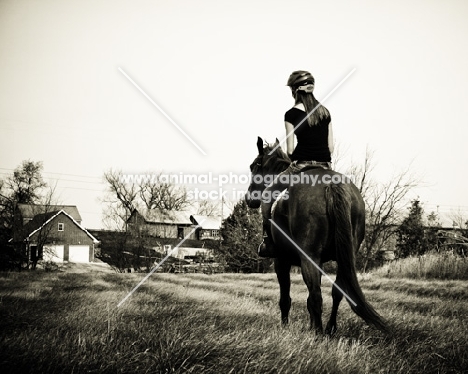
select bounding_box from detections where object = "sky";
[1,0,468,229]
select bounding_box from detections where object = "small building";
[127,208,195,239]
[190,215,222,240]
[13,205,98,263]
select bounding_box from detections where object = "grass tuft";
[375,252,468,280]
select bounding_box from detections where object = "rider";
[258,70,334,258]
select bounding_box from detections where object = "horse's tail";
[325,183,389,333]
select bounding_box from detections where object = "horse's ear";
[257,137,264,155]
[274,138,280,146]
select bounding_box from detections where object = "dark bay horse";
[245,137,388,334]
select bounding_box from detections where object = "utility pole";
[220,195,224,220]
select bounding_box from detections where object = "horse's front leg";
[274,258,291,325]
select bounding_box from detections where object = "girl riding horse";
[259,70,334,258]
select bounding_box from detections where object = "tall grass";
[1,269,467,373]
[375,252,468,280]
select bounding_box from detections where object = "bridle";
[250,154,265,186]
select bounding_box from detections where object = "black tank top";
[284,107,331,163]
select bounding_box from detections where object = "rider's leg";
[258,171,290,257]
[258,187,274,257]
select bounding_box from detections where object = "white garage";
[43,245,64,262]
[68,245,90,263]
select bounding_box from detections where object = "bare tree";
[342,149,419,271]
[347,146,376,199]
[330,140,350,171]
[196,199,221,216]
[29,184,61,269]
[139,171,190,211]
[102,169,194,230]
[102,169,139,230]
[447,208,468,232]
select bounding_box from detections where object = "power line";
[0,169,104,188]
[43,172,102,181]
[57,186,104,192]
[45,177,104,186]
[0,167,102,180]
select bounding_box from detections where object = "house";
[127,208,195,239]
[190,215,222,240]
[13,204,98,263]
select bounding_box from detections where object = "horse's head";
[245,136,291,209]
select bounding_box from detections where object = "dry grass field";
[0,258,467,373]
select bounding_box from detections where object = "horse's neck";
[268,158,290,175]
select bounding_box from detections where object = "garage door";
[68,245,90,263]
[43,245,64,262]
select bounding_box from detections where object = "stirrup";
[257,236,277,258]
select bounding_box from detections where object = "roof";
[190,215,222,230]
[25,210,99,243]
[22,211,60,236]
[136,208,192,225]
[18,204,82,223]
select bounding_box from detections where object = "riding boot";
[257,220,277,258]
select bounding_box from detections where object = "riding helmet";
[287,70,314,87]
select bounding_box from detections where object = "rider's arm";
[328,122,334,155]
[285,121,295,157]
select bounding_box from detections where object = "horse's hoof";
[310,326,323,335]
[325,324,337,336]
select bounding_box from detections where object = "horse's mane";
[263,142,291,174]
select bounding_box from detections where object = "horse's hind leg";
[300,257,323,333]
[325,274,344,335]
[275,259,291,325]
